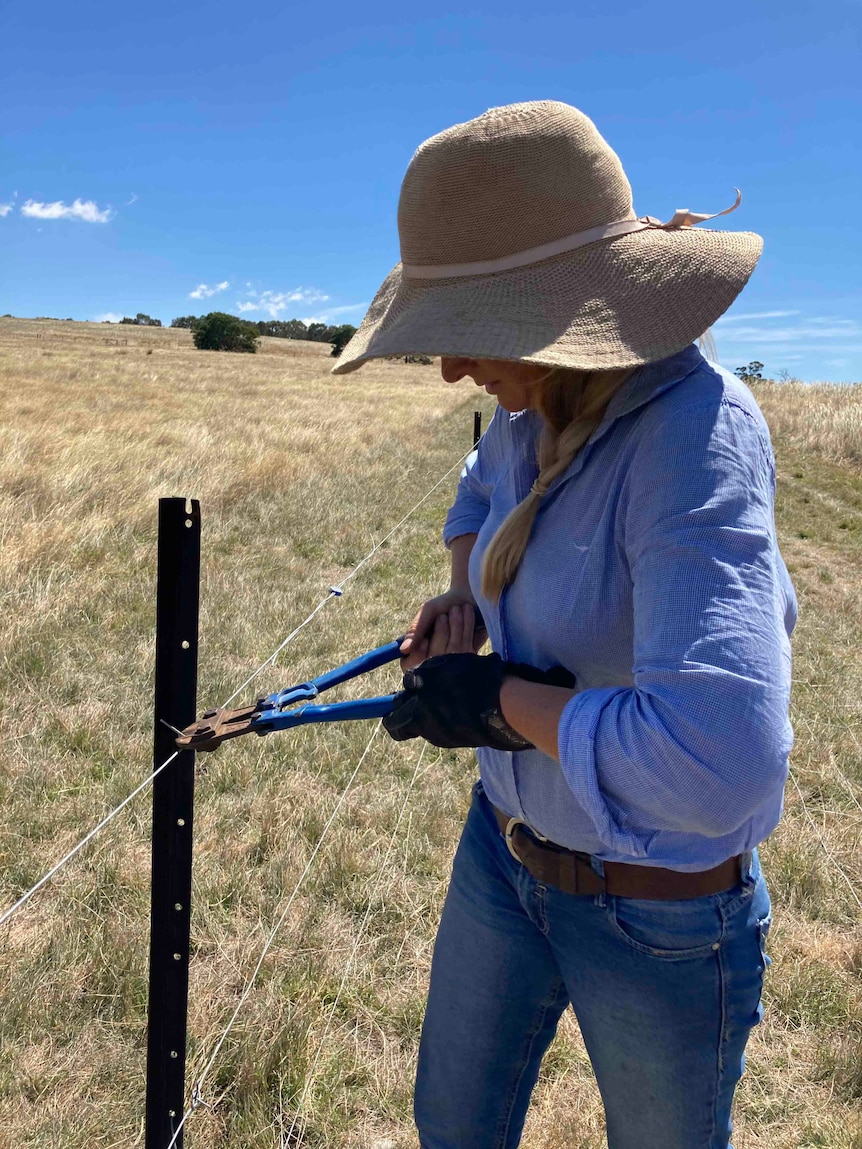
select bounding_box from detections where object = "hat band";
[402,219,648,280]
[401,189,743,281]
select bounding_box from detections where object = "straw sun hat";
[332,100,762,375]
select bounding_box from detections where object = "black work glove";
[382,653,576,750]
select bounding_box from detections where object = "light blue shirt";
[443,346,797,872]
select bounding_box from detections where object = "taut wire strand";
[219,593,338,708]
[789,769,862,913]
[794,709,862,816]
[0,751,180,930]
[1,438,473,931]
[793,680,862,814]
[333,447,473,593]
[286,741,427,1145]
[217,444,475,709]
[165,721,384,1149]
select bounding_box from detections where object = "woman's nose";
[440,357,477,383]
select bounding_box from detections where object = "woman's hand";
[399,589,487,670]
[383,654,575,750]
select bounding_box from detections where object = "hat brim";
[331,227,762,375]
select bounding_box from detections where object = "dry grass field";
[0,316,861,1148]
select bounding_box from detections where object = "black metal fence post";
[473,410,482,447]
[146,498,201,1149]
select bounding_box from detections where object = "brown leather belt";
[492,804,743,900]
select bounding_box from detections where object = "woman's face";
[440,357,547,414]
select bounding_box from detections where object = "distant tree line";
[170,312,358,357]
[171,314,351,344]
[120,313,162,326]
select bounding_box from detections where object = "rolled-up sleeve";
[557,398,794,857]
[442,409,501,545]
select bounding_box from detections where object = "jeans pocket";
[606,894,725,960]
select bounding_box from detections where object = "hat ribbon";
[401,189,742,281]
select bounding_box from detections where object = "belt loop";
[591,854,607,905]
[566,853,580,894]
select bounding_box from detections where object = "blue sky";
[2,0,859,381]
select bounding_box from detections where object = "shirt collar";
[526,344,707,492]
[596,344,706,429]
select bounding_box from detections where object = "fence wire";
[0,751,179,930]
[285,742,427,1145]
[218,444,473,709]
[166,721,385,1149]
[0,440,473,931]
[789,768,862,913]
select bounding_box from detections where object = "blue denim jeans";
[415,783,771,1149]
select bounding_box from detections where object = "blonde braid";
[481,366,631,602]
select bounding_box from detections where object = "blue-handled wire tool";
[176,636,406,753]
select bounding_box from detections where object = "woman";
[333,101,796,1149]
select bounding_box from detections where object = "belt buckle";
[504,817,548,862]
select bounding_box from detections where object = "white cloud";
[715,310,801,324]
[297,302,368,323]
[125,192,138,206]
[0,203,12,218]
[234,286,331,318]
[189,280,230,300]
[716,322,860,344]
[21,198,112,223]
[317,302,366,317]
[715,309,861,360]
[238,298,367,324]
[94,312,125,323]
[713,305,862,378]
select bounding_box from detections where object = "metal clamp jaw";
[176,636,406,752]
[175,703,263,752]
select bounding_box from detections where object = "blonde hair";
[481,366,631,602]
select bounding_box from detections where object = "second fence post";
[146,497,201,1149]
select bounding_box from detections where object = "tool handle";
[305,637,405,695]
[254,694,397,734]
